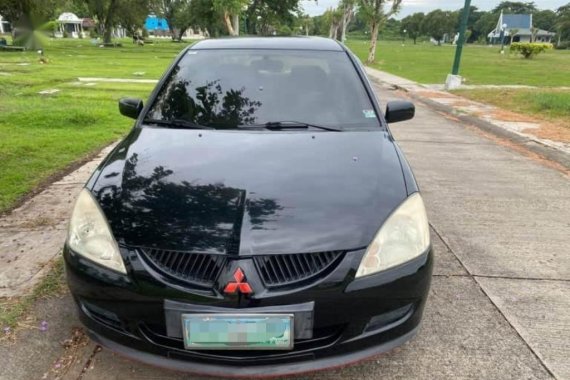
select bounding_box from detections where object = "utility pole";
[445,0,471,90]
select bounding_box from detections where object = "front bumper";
[65,246,433,377]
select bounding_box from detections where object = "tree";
[55,0,90,18]
[310,14,328,36]
[186,0,225,37]
[358,0,402,63]
[0,0,61,29]
[324,7,342,40]
[116,0,152,36]
[339,0,356,42]
[492,2,537,14]
[349,8,368,33]
[0,0,62,49]
[298,13,312,36]
[556,3,570,43]
[422,10,456,45]
[85,0,120,43]
[473,11,497,43]
[150,0,190,40]
[508,28,519,44]
[245,0,301,35]
[533,10,556,32]
[213,0,248,36]
[401,12,424,44]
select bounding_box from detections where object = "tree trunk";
[413,37,417,44]
[232,14,239,36]
[341,20,348,42]
[178,27,189,41]
[102,0,117,44]
[340,7,353,43]
[367,21,379,63]
[103,27,112,44]
[166,18,176,40]
[223,11,236,36]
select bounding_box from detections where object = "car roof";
[189,37,344,52]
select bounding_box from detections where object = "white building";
[56,12,85,38]
[0,14,11,34]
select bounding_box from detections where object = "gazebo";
[56,12,84,38]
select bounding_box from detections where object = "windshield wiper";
[142,118,215,130]
[239,121,342,132]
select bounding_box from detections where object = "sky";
[300,0,568,18]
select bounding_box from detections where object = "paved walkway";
[1,83,569,380]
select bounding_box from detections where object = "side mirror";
[385,101,415,124]
[119,98,143,119]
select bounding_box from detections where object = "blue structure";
[145,15,169,32]
[488,11,555,44]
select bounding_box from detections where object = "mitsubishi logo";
[223,268,253,295]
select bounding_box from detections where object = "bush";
[555,41,570,50]
[277,25,292,36]
[510,42,553,58]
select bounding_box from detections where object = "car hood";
[91,127,407,255]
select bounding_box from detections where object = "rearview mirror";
[119,98,143,119]
[385,101,415,124]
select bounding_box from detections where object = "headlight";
[67,189,126,274]
[356,193,430,278]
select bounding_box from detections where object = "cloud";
[300,0,567,18]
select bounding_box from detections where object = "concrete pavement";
[1,83,569,379]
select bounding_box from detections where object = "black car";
[64,37,432,377]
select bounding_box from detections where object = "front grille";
[141,248,226,286]
[254,251,344,288]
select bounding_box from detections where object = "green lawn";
[0,38,191,212]
[346,40,570,87]
[454,88,570,129]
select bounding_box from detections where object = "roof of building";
[488,12,554,38]
[190,37,344,51]
[502,14,531,29]
[57,12,81,23]
[82,18,96,28]
[145,15,169,31]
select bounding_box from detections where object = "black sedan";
[64,37,432,377]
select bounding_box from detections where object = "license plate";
[182,314,294,350]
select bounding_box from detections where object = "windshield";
[145,49,380,131]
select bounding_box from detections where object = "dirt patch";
[490,109,538,123]
[19,216,56,229]
[528,122,570,143]
[416,90,456,99]
[43,327,91,379]
[448,99,479,107]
